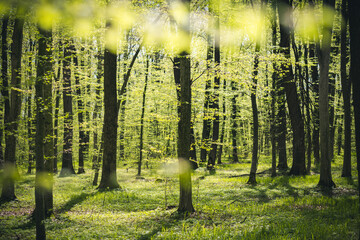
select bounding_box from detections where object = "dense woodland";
[1,0,360,239]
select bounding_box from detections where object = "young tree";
[0,16,9,171]
[1,15,24,201]
[207,2,220,172]
[60,40,76,176]
[177,0,195,214]
[41,28,54,217]
[138,56,149,176]
[278,0,306,175]
[98,21,120,189]
[348,0,360,201]
[318,0,336,188]
[34,26,54,238]
[340,0,351,178]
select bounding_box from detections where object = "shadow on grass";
[56,191,98,214]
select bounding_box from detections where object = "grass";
[0,155,359,239]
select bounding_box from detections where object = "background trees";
[0,2,359,237]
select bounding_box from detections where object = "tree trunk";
[304,44,312,173]
[138,56,149,176]
[341,0,352,178]
[207,10,220,172]
[200,28,213,163]
[0,16,9,171]
[98,24,120,189]
[217,77,226,164]
[278,0,306,175]
[318,0,336,188]
[39,28,54,217]
[92,48,103,185]
[248,51,260,184]
[53,60,61,174]
[348,0,360,208]
[60,40,76,177]
[1,16,24,201]
[34,45,46,240]
[177,0,195,214]
[230,79,239,163]
[73,46,86,174]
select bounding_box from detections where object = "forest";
[0,0,360,239]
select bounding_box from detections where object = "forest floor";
[0,155,359,239]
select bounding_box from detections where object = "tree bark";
[200,25,213,163]
[1,16,24,201]
[341,0,352,178]
[138,56,149,176]
[177,0,195,214]
[348,0,360,208]
[60,40,76,176]
[73,46,86,174]
[248,51,260,184]
[230,79,239,163]
[207,9,220,172]
[0,16,8,170]
[39,28,54,217]
[318,0,336,188]
[278,0,306,175]
[98,21,120,189]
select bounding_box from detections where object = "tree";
[348,0,360,204]
[177,0,195,214]
[340,0,351,178]
[1,14,24,201]
[207,1,220,172]
[73,45,86,174]
[98,21,120,190]
[318,0,336,188]
[278,0,306,175]
[40,28,54,217]
[34,26,54,239]
[59,40,76,176]
[138,55,149,177]
[0,16,9,171]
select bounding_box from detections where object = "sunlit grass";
[0,154,358,239]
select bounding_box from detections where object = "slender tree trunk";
[200,29,213,163]
[92,48,103,185]
[177,0,195,214]
[310,42,320,166]
[278,0,306,175]
[60,40,76,177]
[248,51,260,184]
[26,40,35,174]
[1,16,24,201]
[53,61,61,174]
[34,25,54,239]
[271,0,277,177]
[230,79,239,163]
[34,42,46,240]
[138,56,149,176]
[73,46,86,174]
[304,44,312,173]
[0,16,9,171]
[348,0,360,209]
[318,0,336,188]
[207,10,220,172]
[341,0,352,178]
[217,77,226,164]
[98,21,120,189]
[40,28,54,217]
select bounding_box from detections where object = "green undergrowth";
[0,156,359,239]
